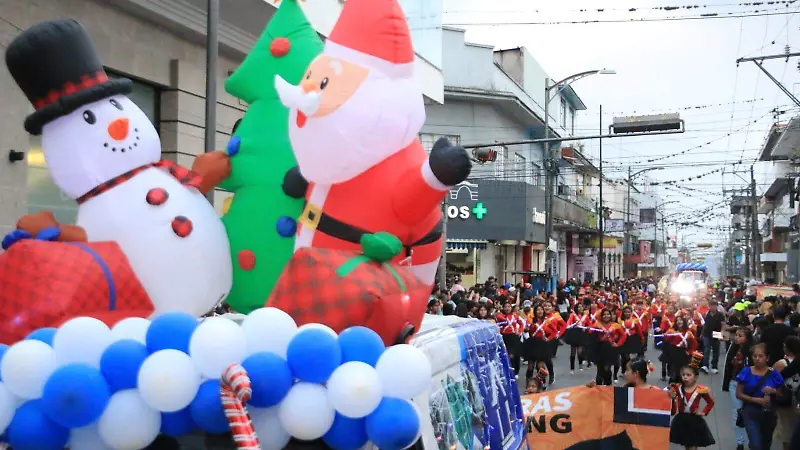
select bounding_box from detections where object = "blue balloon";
[190,380,229,434]
[100,339,149,392]
[286,329,341,383]
[161,407,196,438]
[26,328,57,346]
[366,398,420,450]
[242,352,293,408]
[40,363,110,428]
[146,312,197,354]
[0,344,7,381]
[7,400,70,450]
[339,326,385,367]
[323,414,369,450]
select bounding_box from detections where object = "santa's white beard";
[288,71,426,185]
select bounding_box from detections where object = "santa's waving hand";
[274,0,471,285]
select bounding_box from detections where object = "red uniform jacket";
[528,319,556,342]
[593,321,627,347]
[545,312,567,338]
[649,302,666,318]
[297,141,445,276]
[566,312,586,329]
[694,307,709,328]
[671,384,714,416]
[633,309,651,332]
[496,313,524,335]
[620,318,644,341]
[659,313,676,332]
[665,329,698,353]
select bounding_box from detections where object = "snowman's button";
[146,188,169,206]
[171,216,193,238]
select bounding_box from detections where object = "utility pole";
[625,166,632,267]
[750,166,760,281]
[204,0,219,204]
[598,104,604,282]
[439,197,448,291]
[543,77,555,292]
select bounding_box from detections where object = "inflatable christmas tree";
[220,0,322,313]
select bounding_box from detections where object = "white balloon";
[0,382,15,435]
[53,317,113,367]
[111,318,151,344]
[189,316,247,379]
[278,383,335,440]
[241,308,298,358]
[298,323,337,338]
[69,424,113,450]
[0,340,57,399]
[326,362,382,418]
[98,390,160,450]
[375,344,431,398]
[249,406,291,450]
[137,350,201,412]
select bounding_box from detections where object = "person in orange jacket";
[523,304,557,386]
[633,299,652,357]
[588,308,627,386]
[615,305,645,381]
[664,315,698,383]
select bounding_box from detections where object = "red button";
[171,216,193,238]
[146,188,168,206]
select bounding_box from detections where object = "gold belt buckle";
[299,203,322,231]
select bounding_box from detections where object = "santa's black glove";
[429,137,472,186]
[282,166,309,199]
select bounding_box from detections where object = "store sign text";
[532,208,546,225]
[447,202,488,220]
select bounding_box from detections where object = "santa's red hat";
[326,0,415,78]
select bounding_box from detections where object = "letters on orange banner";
[521,385,671,450]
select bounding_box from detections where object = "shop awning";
[447,239,488,250]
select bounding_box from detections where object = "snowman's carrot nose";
[107,118,129,141]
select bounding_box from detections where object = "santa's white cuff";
[422,160,449,192]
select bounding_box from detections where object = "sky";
[439,0,800,255]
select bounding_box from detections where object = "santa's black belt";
[299,203,443,257]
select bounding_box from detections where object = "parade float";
[0,0,533,449]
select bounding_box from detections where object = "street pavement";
[516,339,784,450]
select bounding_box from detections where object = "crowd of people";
[432,276,800,450]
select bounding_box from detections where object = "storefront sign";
[532,208,547,225]
[447,182,488,220]
[446,202,488,220]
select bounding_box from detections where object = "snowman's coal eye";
[82,110,96,125]
[109,99,123,111]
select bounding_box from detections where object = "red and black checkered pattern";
[267,248,430,346]
[77,160,202,204]
[0,240,154,344]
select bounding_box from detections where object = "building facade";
[0,0,445,235]
[425,28,588,289]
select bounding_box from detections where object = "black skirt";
[523,337,552,362]
[658,340,674,363]
[618,334,643,355]
[668,346,691,370]
[502,333,522,356]
[563,328,589,347]
[670,412,716,447]
[588,340,619,366]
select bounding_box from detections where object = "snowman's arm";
[391,160,449,226]
[15,211,87,242]
[191,151,231,195]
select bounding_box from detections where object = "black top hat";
[5,19,132,135]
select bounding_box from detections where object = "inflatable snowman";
[5,19,232,316]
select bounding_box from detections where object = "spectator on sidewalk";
[760,306,794,366]
[701,300,725,374]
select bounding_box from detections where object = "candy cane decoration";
[221,363,260,450]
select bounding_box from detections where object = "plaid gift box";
[267,233,430,345]
[0,239,154,344]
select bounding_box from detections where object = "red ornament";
[171,215,193,238]
[270,37,291,57]
[237,250,256,271]
[145,188,169,206]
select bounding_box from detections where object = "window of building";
[530,163,541,186]
[569,107,575,135]
[560,98,567,129]
[513,152,526,182]
[26,73,161,225]
[419,133,460,153]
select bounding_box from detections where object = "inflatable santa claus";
[275,0,471,284]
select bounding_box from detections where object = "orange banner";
[521,385,671,449]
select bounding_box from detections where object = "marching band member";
[634,299,652,357]
[589,308,627,386]
[669,365,716,449]
[544,301,566,383]
[496,301,525,378]
[665,315,698,383]
[615,305,645,381]
[564,303,589,374]
[658,303,678,381]
[523,304,556,386]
